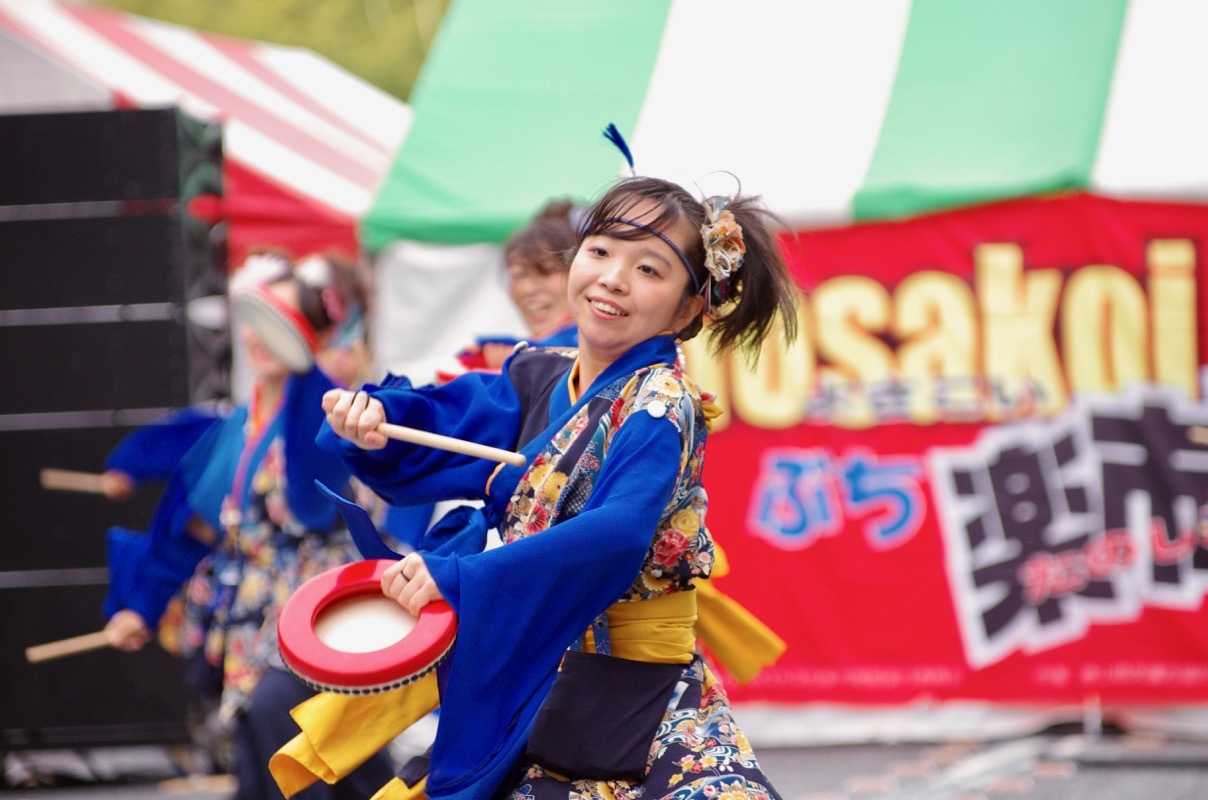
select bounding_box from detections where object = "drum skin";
[278,559,458,694]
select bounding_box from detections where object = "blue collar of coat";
[487,334,680,511]
[548,333,678,428]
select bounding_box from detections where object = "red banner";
[687,192,1208,705]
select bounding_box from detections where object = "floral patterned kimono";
[105,366,361,721]
[324,334,781,800]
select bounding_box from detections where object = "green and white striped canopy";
[362,0,1208,251]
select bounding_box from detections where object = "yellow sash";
[582,589,696,662]
[578,556,787,684]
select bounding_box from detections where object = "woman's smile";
[587,297,627,318]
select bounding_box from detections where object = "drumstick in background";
[26,630,111,663]
[377,423,527,466]
[40,468,105,494]
[1189,426,1208,445]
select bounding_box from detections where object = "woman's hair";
[505,198,579,276]
[292,250,368,337]
[576,176,798,356]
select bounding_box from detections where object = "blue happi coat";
[318,334,714,800]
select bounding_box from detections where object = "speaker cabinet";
[0,108,229,750]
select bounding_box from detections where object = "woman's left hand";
[381,552,445,616]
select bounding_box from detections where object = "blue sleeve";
[106,407,240,624]
[316,369,523,507]
[380,502,435,551]
[284,367,355,531]
[421,412,686,798]
[103,469,211,624]
[104,408,222,484]
[179,410,242,536]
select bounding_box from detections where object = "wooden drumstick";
[377,423,526,467]
[40,468,105,494]
[1189,426,1208,445]
[26,630,111,663]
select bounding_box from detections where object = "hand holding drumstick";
[25,610,150,663]
[104,609,152,651]
[323,388,393,450]
[39,468,137,499]
[321,389,526,466]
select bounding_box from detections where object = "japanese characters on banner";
[685,192,1208,706]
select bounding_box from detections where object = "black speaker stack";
[0,107,229,750]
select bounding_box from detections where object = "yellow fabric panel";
[371,775,428,800]
[696,540,785,684]
[694,578,786,685]
[269,672,440,797]
[701,398,724,432]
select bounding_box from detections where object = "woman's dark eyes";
[585,245,659,277]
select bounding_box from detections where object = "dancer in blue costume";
[496,198,581,349]
[439,198,582,383]
[319,167,798,800]
[104,253,396,800]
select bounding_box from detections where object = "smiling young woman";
[309,170,799,800]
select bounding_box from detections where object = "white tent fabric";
[1093,1,1208,198]
[373,241,526,385]
[630,1,911,229]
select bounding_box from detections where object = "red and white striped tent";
[0,0,411,264]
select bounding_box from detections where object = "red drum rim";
[231,285,317,374]
[278,559,458,694]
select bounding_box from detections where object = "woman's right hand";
[105,610,151,651]
[322,389,388,450]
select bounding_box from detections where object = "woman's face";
[506,260,570,337]
[566,200,703,366]
[316,338,369,389]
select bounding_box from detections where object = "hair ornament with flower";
[598,124,745,305]
[701,196,746,305]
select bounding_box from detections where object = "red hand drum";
[278,559,457,694]
[230,283,317,374]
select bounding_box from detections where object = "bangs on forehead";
[580,183,706,293]
[583,190,687,242]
